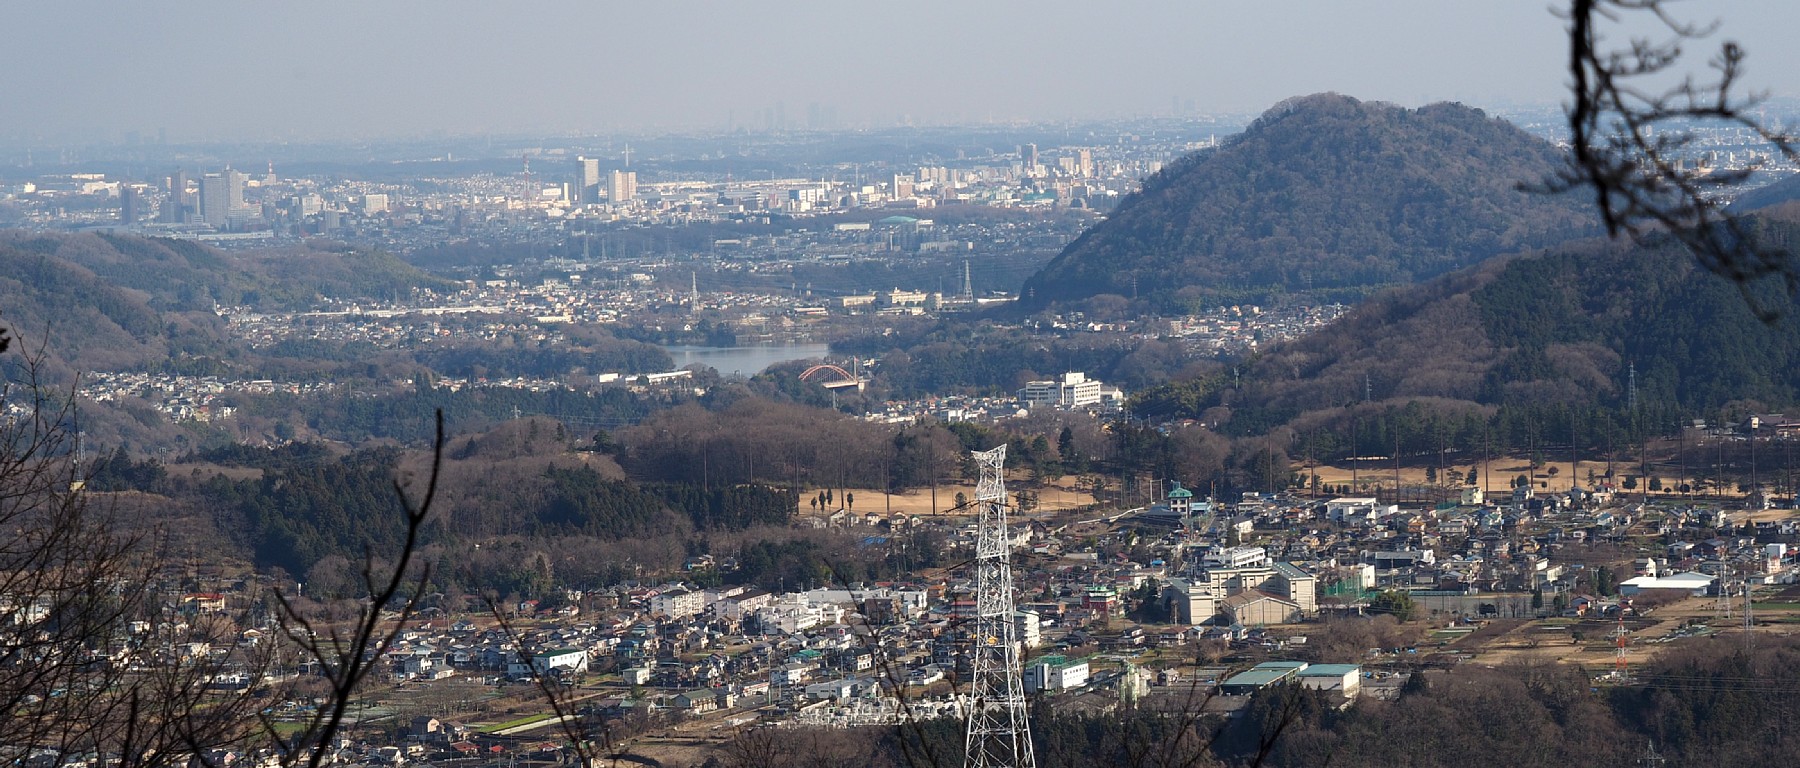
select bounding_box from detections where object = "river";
[660,343,833,378]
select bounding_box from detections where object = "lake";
[661,343,833,378]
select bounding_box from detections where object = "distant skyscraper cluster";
[156,167,254,231]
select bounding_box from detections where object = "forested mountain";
[1133,212,1800,454]
[1728,171,1800,213]
[0,232,457,313]
[1018,93,1595,312]
[0,236,228,372]
[0,232,460,373]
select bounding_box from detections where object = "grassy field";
[478,713,553,734]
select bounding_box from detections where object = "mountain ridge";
[1130,211,1800,444]
[1019,93,1596,311]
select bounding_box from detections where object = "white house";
[1326,497,1397,524]
[532,648,589,675]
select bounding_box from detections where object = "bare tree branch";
[1548,0,1800,320]
[274,409,444,768]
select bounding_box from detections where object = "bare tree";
[1552,0,1800,318]
[267,410,444,768]
[0,347,295,768]
[0,343,448,768]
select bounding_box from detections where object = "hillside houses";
[115,471,1800,756]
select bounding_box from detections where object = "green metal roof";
[1222,668,1295,687]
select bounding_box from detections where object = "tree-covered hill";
[0,231,458,314]
[1137,212,1800,444]
[1727,170,1800,213]
[0,237,223,372]
[1018,93,1595,312]
[0,231,464,371]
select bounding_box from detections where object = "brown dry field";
[1312,459,1621,494]
[1310,457,1778,503]
[796,475,1098,520]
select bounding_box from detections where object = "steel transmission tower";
[964,445,1036,768]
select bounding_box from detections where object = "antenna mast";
[964,445,1036,768]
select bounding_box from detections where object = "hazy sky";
[5,1,1798,144]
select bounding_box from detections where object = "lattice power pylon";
[964,445,1036,768]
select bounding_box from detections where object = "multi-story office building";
[199,168,245,230]
[1019,371,1104,408]
[608,169,636,206]
[576,156,601,204]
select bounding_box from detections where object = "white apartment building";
[1023,655,1089,692]
[649,587,704,619]
[1020,371,1104,408]
[1205,545,1269,570]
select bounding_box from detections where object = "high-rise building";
[199,168,245,230]
[119,186,142,224]
[159,169,192,223]
[607,169,636,206]
[575,156,601,204]
[1021,143,1039,177]
[289,193,324,219]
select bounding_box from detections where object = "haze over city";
[9,0,1800,145]
[12,2,1800,767]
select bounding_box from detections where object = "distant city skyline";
[5,1,1799,146]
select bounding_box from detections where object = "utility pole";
[1751,424,1760,506]
[1571,413,1580,493]
[1483,423,1491,498]
[1679,422,1688,500]
[1612,612,1630,680]
[1745,575,1755,655]
[964,445,1035,768]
